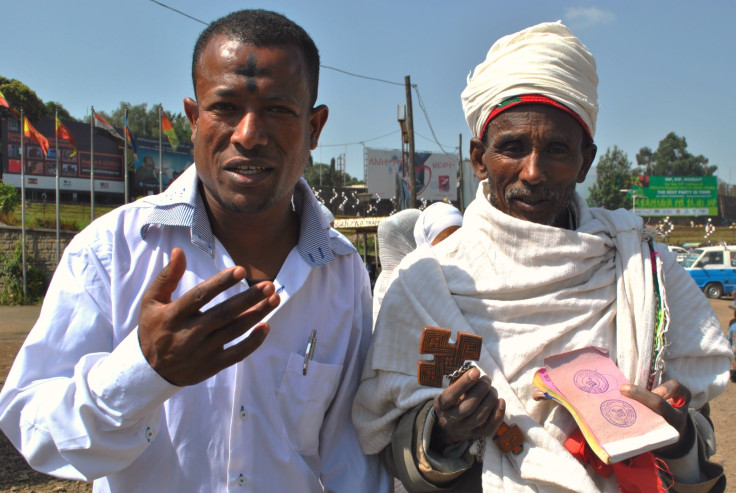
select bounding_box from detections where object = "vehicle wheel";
[704,283,723,299]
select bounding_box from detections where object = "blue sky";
[3,1,735,196]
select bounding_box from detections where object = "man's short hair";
[192,9,320,106]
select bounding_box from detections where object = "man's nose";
[231,112,267,149]
[519,151,545,185]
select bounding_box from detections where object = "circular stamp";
[573,370,609,394]
[600,399,637,428]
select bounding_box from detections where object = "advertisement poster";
[364,147,457,203]
[633,176,718,216]
[132,137,193,197]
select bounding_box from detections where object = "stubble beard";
[487,181,576,227]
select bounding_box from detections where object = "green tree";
[587,146,634,210]
[636,132,717,176]
[303,163,331,187]
[43,101,78,122]
[0,241,47,305]
[302,161,362,188]
[0,181,20,216]
[0,78,45,121]
[103,102,192,142]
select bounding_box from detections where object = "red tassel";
[565,429,670,492]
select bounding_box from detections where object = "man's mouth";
[230,165,269,176]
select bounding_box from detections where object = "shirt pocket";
[277,352,343,456]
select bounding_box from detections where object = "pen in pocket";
[302,329,317,376]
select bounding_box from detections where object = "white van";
[682,245,736,298]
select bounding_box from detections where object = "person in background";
[413,202,463,247]
[728,303,736,383]
[0,9,388,492]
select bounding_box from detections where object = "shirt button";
[144,426,154,443]
[239,406,248,420]
[238,474,246,486]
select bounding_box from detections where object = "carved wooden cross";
[417,326,482,388]
[417,326,524,454]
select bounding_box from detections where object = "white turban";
[413,202,463,247]
[461,21,598,140]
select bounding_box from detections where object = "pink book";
[533,346,679,464]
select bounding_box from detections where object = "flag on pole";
[23,116,49,156]
[0,89,20,118]
[160,110,179,152]
[124,113,138,157]
[93,110,124,142]
[55,115,78,157]
[0,89,9,109]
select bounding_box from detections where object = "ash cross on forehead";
[236,52,269,93]
[417,327,482,387]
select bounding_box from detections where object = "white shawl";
[354,183,730,492]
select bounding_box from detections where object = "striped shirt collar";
[139,164,351,267]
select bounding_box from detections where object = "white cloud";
[564,7,616,29]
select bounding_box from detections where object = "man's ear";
[577,143,597,183]
[309,104,329,149]
[183,97,199,143]
[469,137,488,180]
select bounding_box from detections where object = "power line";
[413,85,450,154]
[320,65,403,87]
[149,0,207,25]
[150,0,452,154]
[318,130,400,148]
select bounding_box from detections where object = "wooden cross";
[417,326,482,387]
[417,326,524,454]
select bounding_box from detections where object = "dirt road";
[0,302,735,492]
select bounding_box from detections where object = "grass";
[2,202,116,231]
[4,201,736,249]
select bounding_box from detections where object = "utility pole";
[457,133,465,212]
[405,76,416,208]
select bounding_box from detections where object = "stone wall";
[0,224,77,286]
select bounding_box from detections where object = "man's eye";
[210,102,236,112]
[499,142,523,154]
[267,105,297,115]
[548,144,569,154]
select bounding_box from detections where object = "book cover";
[533,346,679,464]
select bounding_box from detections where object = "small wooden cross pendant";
[417,326,482,387]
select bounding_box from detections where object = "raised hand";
[432,367,506,449]
[138,248,280,386]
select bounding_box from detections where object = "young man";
[0,10,388,492]
[353,21,731,492]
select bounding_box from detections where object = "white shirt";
[0,165,389,492]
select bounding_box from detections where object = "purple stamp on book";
[600,399,637,428]
[573,369,609,394]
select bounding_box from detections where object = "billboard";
[2,114,124,193]
[364,147,457,203]
[132,137,193,197]
[1,115,193,198]
[633,176,718,216]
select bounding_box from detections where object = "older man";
[0,10,388,492]
[353,21,731,492]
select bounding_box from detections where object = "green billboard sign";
[632,176,718,216]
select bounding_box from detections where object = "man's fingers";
[217,324,271,367]
[436,368,483,411]
[474,397,506,437]
[200,282,278,330]
[171,265,250,318]
[205,287,281,347]
[620,381,690,431]
[142,248,188,305]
